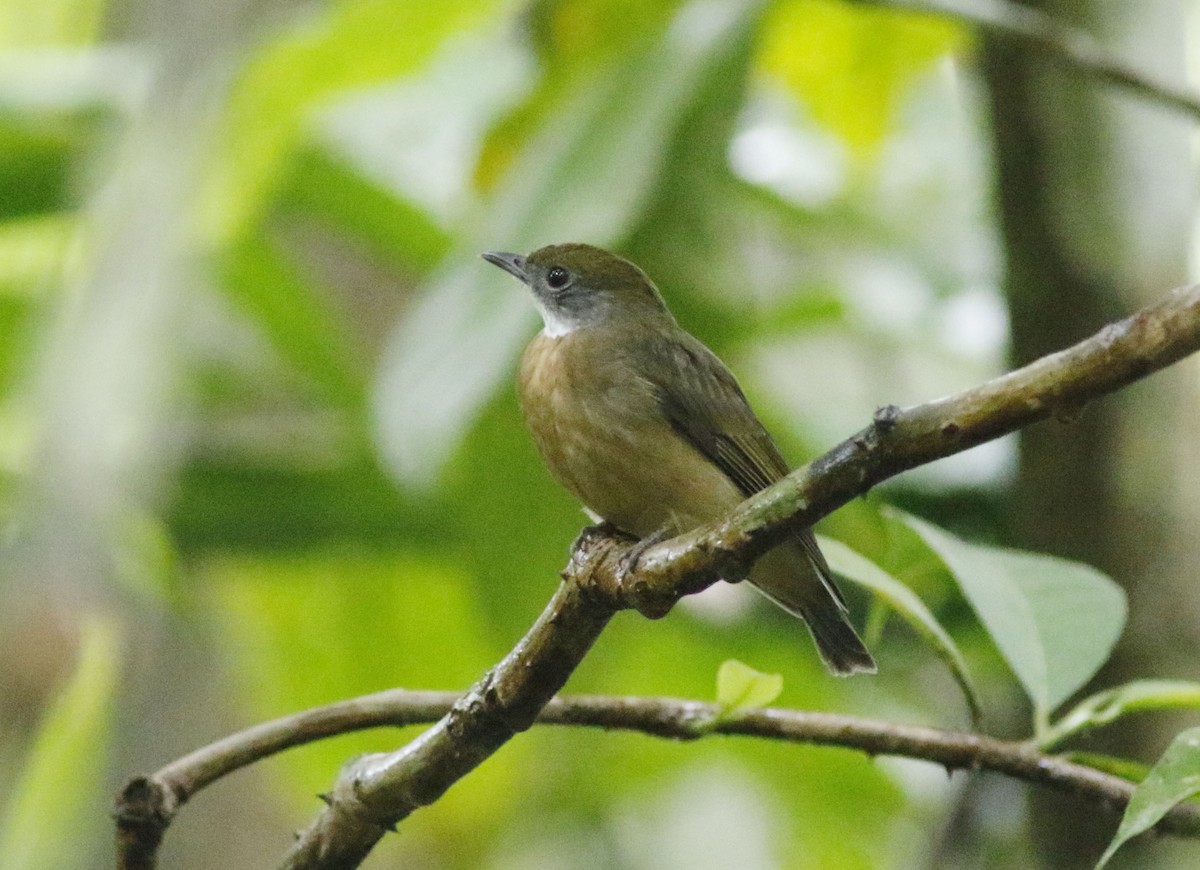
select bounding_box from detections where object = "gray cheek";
[537,289,608,332]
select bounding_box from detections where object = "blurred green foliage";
[761,0,962,156]
[0,618,119,870]
[0,0,1194,868]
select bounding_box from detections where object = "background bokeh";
[1,0,1198,868]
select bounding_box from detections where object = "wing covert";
[649,331,789,498]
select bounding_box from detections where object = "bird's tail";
[798,599,877,676]
[748,536,876,677]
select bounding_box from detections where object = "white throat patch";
[534,298,580,338]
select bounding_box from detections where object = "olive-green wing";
[648,329,846,609]
[648,330,789,498]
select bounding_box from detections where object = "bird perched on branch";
[483,243,875,676]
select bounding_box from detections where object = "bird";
[482,243,875,676]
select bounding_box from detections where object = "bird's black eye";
[546,266,570,289]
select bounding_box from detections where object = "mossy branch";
[115,687,1200,870]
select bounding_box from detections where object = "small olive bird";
[483,243,875,676]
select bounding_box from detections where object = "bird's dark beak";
[481,250,528,284]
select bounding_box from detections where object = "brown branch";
[113,283,1200,869]
[281,579,616,869]
[851,0,1200,123]
[621,284,1200,613]
[114,688,1200,861]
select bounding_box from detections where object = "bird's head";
[483,243,671,337]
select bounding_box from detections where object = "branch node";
[448,691,489,740]
[114,775,174,870]
[627,578,676,620]
[873,404,901,432]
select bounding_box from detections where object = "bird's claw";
[571,520,624,555]
[617,527,670,582]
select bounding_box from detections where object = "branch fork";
[115,283,1200,869]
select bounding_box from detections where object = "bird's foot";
[571,520,626,555]
[617,527,671,583]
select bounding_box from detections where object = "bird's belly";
[520,340,742,538]
[548,419,741,537]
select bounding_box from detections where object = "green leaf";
[0,616,121,870]
[203,0,500,241]
[221,236,366,409]
[274,146,452,272]
[213,550,526,832]
[0,213,72,296]
[1096,727,1200,869]
[0,0,105,46]
[758,0,963,156]
[170,453,444,552]
[0,117,83,218]
[1064,752,1150,785]
[1043,681,1200,751]
[817,535,981,726]
[213,552,498,715]
[900,512,1125,727]
[716,659,784,714]
[374,0,764,487]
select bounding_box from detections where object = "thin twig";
[852,0,1200,122]
[114,689,1200,853]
